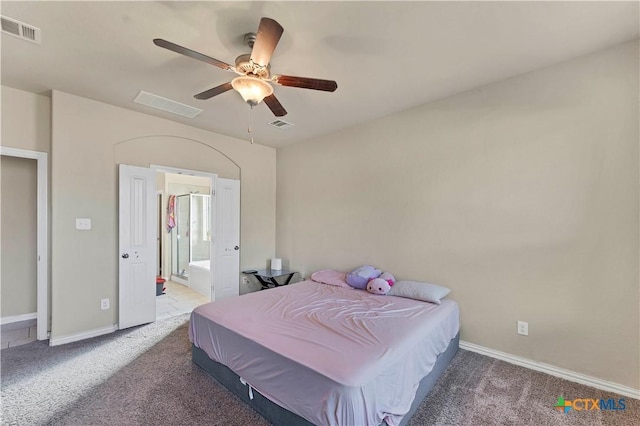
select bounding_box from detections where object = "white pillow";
[388,280,451,304]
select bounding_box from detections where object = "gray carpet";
[409,350,639,426]
[1,315,637,425]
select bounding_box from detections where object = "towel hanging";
[167,195,176,232]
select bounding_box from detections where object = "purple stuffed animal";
[346,265,382,289]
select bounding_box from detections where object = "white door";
[119,164,157,329]
[213,178,240,300]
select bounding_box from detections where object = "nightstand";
[243,269,298,290]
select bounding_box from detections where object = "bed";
[189,279,459,426]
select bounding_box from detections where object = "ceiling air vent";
[133,91,202,118]
[268,119,295,129]
[1,15,41,44]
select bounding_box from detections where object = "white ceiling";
[1,1,638,148]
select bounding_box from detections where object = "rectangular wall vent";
[268,119,295,129]
[1,15,41,44]
[133,91,203,118]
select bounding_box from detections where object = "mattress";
[189,280,459,426]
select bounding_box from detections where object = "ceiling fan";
[153,17,337,117]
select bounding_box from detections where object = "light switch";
[76,218,92,230]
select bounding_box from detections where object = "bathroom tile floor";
[156,280,210,320]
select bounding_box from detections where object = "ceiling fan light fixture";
[231,75,273,106]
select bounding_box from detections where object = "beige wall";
[277,41,639,388]
[1,86,51,153]
[1,156,38,317]
[51,90,275,339]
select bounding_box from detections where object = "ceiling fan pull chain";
[248,105,255,144]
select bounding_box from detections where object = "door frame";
[151,164,217,300]
[0,147,49,340]
[156,190,163,276]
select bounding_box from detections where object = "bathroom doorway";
[172,193,211,283]
[156,169,212,320]
[114,136,241,328]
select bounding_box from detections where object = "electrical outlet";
[101,298,110,310]
[242,276,249,285]
[517,320,528,336]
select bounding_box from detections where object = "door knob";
[121,253,129,259]
[234,246,239,250]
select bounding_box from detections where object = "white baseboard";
[1,312,37,325]
[460,340,640,399]
[49,324,118,346]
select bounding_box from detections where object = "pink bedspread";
[190,280,459,425]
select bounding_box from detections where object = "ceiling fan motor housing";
[234,53,270,79]
[243,32,257,48]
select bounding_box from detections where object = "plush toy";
[346,265,382,289]
[366,272,396,295]
[379,271,396,283]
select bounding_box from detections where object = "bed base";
[192,332,459,426]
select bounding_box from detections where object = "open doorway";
[0,147,48,343]
[155,170,212,320]
[115,136,241,330]
[118,163,240,329]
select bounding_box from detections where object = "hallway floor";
[156,280,210,320]
[1,318,37,349]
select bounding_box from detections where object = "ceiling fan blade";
[273,75,338,92]
[250,18,284,67]
[194,82,233,100]
[153,38,234,71]
[263,94,287,117]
